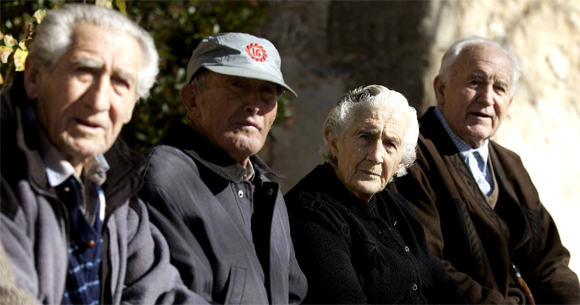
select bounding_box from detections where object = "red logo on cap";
[246,43,267,62]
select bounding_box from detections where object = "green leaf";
[33,9,47,24]
[3,35,17,48]
[14,48,28,71]
[0,46,14,64]
[18,39,28,51]
[96,0,113,9]
[135,132,148,141]
[115,0,127,15]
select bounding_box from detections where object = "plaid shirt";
[433,107,494,195]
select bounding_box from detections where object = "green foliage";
[1,0,294,153]
[1,1,50,88]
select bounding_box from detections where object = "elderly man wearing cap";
[139,33,308,304]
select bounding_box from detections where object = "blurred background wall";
[254,0,580,274]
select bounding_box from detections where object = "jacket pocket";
[225,266,247,305]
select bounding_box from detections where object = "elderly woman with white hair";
[285,85,466,304]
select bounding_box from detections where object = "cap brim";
[204,65,297,98]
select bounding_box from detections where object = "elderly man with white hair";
[284,85,466,304]
[0,4,207,304]
[391,36,580,304]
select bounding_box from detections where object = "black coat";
[285,164,466,304]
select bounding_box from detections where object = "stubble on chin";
[223,130,265,156]
[60,132,110,162]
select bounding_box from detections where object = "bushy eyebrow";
[70,56,136,85]
[469,71,486,80]
[70,56,102,69]
[115,69,136,85]
[469,71,510,88]
[381,133,401,147]
[357,127,379,135]
[495,79,509,89]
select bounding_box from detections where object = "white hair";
[320,85,419,180]
[439,35,521,97]
[28,4,159,99]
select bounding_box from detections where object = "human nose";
[366,141,384,164]
[243,88,261,114]
[84,75,111,112]
[477,83,495,106]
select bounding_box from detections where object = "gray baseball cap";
[185,32,297,97]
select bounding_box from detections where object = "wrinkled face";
[436,44,513,148]
[27,23,142,166]
[185,72,278,166]
[329,106,406,201]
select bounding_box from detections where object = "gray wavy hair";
[28,4,159,99]
[439,35,521,97]
[320,85,419,180]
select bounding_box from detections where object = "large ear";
[324,128,339,157]
[397,160,406,172]
[180,84,199,121]
[433,76,446,106]
[23,56,41,100]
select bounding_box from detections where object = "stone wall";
[254,0,580,274]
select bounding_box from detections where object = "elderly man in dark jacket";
[139,33,308,304]
[391,36,580,304]
[0,5,207,305]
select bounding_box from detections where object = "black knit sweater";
[285,164,466,304]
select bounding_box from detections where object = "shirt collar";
[43,142,78,187]
[242,160,255,181]
[434,107,490,164]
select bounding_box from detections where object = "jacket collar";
[300,163,380,216]
[101,138,145,215]
[420,107,463,157]
[317,163,367,205]
[159,119,281,182]
[2,74,50,194]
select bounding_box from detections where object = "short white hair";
[320,85,419,180]
[439,35,521,97]
[28,4,159,99]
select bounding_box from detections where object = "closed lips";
[76,118,104,129]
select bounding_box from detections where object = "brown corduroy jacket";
[390,107,579,304]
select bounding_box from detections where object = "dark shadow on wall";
[326,0,432,110]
